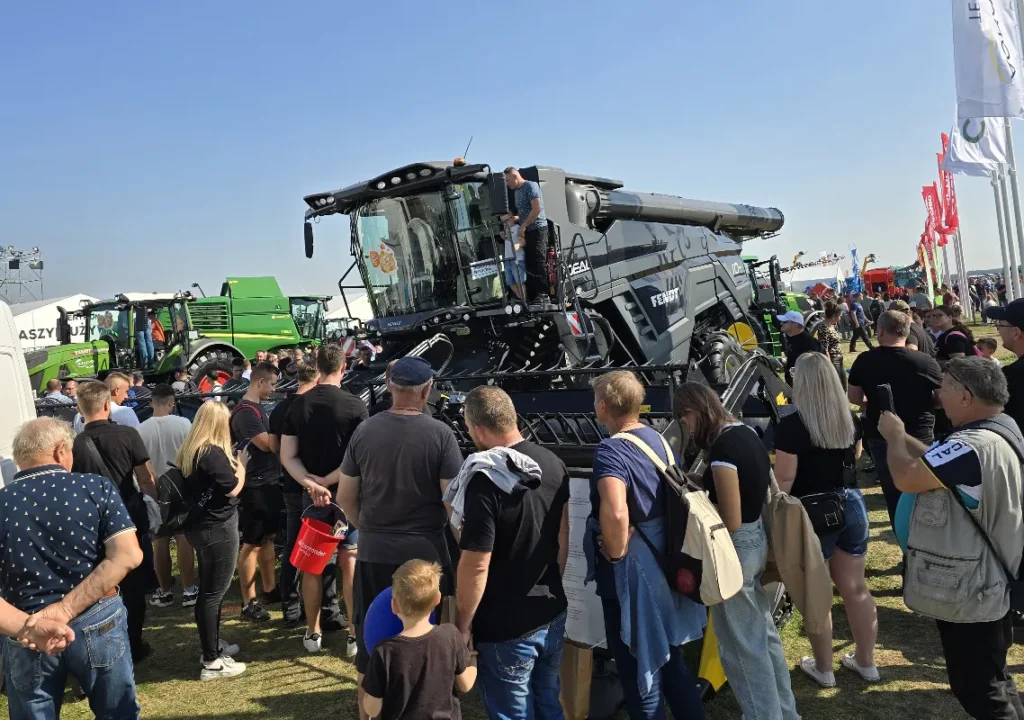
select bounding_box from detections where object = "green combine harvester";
[25,276,329,395]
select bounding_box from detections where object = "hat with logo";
[985,298,1024,330]
[390,356,434,386]
[776,310,805,326]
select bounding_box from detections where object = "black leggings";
[186,513,240,662]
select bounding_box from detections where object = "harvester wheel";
[700,332,747,384]
[727,313,771,354]
[187,349,238,392]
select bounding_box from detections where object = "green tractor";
[737,256,822,358]
[25,277,330,395]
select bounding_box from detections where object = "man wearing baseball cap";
[335,356,465,719]
[777,310,822,383]
[985,299,1024,427]
[890,299,933,355]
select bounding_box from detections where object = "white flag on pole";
[942,117,1009,175]
[952,0,1024,120]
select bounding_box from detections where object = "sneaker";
[303,631,322,653]
[149,590,173,608]
[344,635,357,659]
[799,656,836,688]
[200,655,246,681]
[182,586,199,608]
[241,601,271,622]
[841,652,880,682]
[262,586,282,604]
[219,639,240,657]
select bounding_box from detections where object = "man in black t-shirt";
[777,310,822,383]
[456,387,570,720]
[269,361,321,624]
[230,363,281,623]
[848,311,942,529]
[986,299,1024,429]
[70,380,158,661]
[282,346,367,656]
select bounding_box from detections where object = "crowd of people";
[7,284,1024,719]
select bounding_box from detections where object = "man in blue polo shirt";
[502,167,549,306]
[3,418,144,718]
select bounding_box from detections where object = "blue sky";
[0,1,1009,302]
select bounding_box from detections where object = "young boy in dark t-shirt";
[361,560,476,720]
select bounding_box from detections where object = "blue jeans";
[710,519,799,720]
[602,597,705,720]
[4,595,139,720]
[476,611,566,720]
[135,320,154,367]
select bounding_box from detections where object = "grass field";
[3,322,1020,719]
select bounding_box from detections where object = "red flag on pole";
[937,133,960,234]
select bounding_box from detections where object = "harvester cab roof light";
[453,157,466,167]
[463,313,470,321]
[419,168,433,177]
[390,177,401,185]
[377,181,386,189]
[513,304,522,314]
[504,305,513,315]
[406,172,417,181]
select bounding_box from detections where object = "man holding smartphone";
[848,311,942,530]
[230,362,282,622]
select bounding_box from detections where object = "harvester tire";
[701,332,747,384]
[187,348,238,392]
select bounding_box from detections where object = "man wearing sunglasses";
[986,299,1024,429]
[879,357,1024,720]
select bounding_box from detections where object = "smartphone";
[877,383,895,414]
[234,438,252,453]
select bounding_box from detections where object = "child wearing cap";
[361,560,476,720]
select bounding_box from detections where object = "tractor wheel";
[728,313,771,354]
[805,310,825,340]
[701,332,747,384]
[186,348,238,392]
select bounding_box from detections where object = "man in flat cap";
[336,356,465,720]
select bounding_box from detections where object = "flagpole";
[993,173,1015,302]
[1000,166,1022,300]
[941,244,953,288]
[955,230,974,321]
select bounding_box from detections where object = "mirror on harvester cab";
[486,172,510,216]
[56,306,71,345]
[304,221,314,258]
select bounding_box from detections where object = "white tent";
[781,264,846,295]
[11,294,98,350]
[326,294,374,322]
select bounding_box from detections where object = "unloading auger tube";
[565,184,785,236]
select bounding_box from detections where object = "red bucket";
[290,505,346,574]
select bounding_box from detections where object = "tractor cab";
[289,296,329,344]
[80,292,194,376]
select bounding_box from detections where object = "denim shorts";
[504,256,526,286]
[817,488,869,560]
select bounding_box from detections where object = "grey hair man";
[879,357,1024,719]
[6,418,143,717]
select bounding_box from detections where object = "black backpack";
[157,463,212,534]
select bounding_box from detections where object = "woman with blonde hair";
[774,351,878,687]
[176,401,249,681]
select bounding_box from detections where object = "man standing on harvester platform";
[503,167,549,305]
